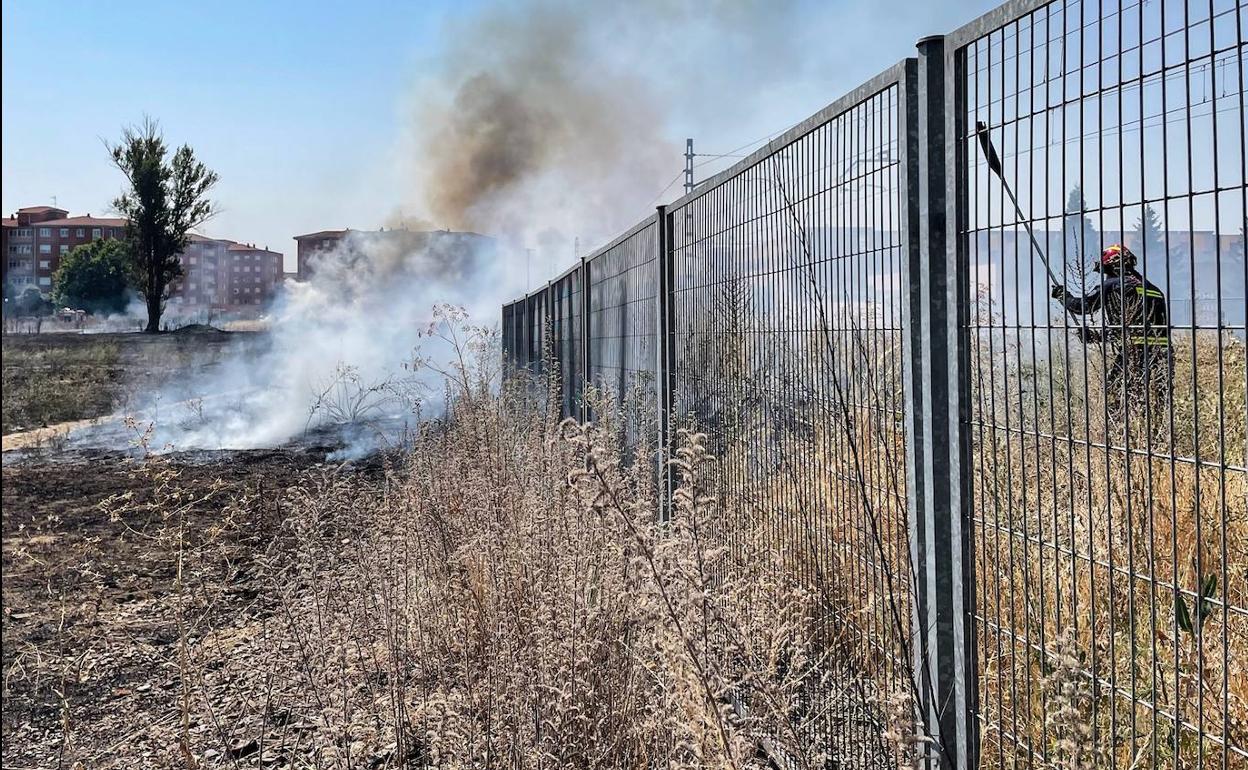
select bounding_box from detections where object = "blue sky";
[3,0,998,272]
[2,1,467,269]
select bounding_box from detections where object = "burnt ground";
[1,445,385,768]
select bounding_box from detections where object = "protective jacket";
[1057,271,1169,347]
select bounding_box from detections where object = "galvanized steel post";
[579,255,590,423]
[907,33,979,769]
[655,205,676,522]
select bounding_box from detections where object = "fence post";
[580,256,590,423]
[545,280,555,385]
[655,205,675,521]
[906,33,979,769]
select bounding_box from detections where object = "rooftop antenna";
[51,195,57,208]
[526,248,533,292]
[684,139,695,194]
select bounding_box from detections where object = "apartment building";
[292,229,350,281]
[292,227,494,281]
[168,236,284,311]
[3,206,128,292]
[2,203,284,312]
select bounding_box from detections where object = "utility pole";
[684,139,695,194]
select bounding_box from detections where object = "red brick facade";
[168,236,284,312]
[4,207,126,292]
[4,203,285,314]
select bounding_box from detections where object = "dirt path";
[1,417,111,451]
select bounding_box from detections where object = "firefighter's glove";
[1050,284,1067,301]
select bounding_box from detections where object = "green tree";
[1063,186,1099,265]
[109,117,217,333]
[52,239,132,314]
[1132,204,1165,262]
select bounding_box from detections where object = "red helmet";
[1095,243,1136,273]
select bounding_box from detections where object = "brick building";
[3,206,126,292]
[292,228,494,281]
[293,229,350,281]
[3,203,284,312]
[168,236,284,312]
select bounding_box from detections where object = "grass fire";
[4,0,1247,767]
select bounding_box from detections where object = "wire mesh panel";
[551,267,584,418]
[524,289,549,378]
[669,75,915,759]
[586,216,659,430]
[501,300,517,374]
[956,0,1247,764]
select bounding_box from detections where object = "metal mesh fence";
[956,0,1246,764]
[550,266,584,418]
[669,78,914,758]
[586,216,660,412]
[499,0,1246,762]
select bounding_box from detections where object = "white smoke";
[112,230,502,453]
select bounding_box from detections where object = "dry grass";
[1,339,120,433]
[972,330,1247,767]
[135,340,881,767]
[687,311,1245,766]
[687,317,922,764]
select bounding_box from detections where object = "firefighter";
[1050,244,1171,411]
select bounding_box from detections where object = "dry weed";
[171,350,869,767]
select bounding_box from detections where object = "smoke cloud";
[65,0,995,454]
[99,230,498,455]
[408,1,681,272]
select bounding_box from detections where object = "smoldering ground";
[43,230,500,457]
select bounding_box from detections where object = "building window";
[189,256,197,265]
[59,245,68,254]
[39,228,51,237]
[92,228,102,239]
[189,283,197,291]
[15,228,31,238]
[59,228,69,237]
[17,244,32,255]
[38,277,51,286]
[39,244,51,254]
[39,260,50,269]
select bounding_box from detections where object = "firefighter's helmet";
[1095,243,1136,273]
